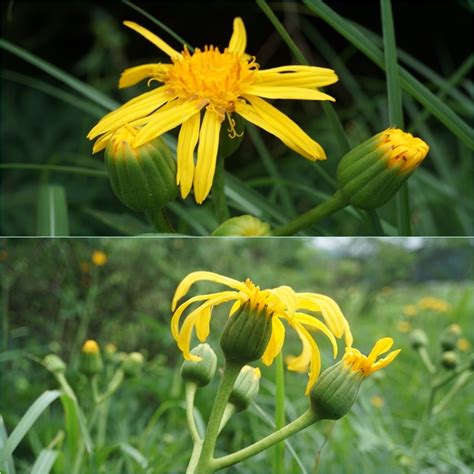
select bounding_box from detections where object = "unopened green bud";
[229,366,261,412]
[122,352,145,377]
[409,329,429,350]
[79,340,103,376]
[181,344,217,387]
[337,128,429,209]
[212,215,271,236]
[441,351,458,370]
[105,127,178,211]
[44,354,66,375]
[441,325,461,351]
[220,298,272,365]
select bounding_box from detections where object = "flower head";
[171,271,352,394]
[91,250,107,266]
[88,18,338,203]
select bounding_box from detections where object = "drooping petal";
[194,305,212,341]
[256,67,338,88]
[367,337,394,365]
[177,112,200,198]
[228,17,247,54]
[244,85,335,102]
[261,317,286,365]
[172,271,247,310]
[236,96,326,161]
[134,100,201,147]
[293,312,338,358]
[118,63,171,88]
[370,349,401,373]
[87,87,170,139]
[123,21,182,59]
[193,109,222,204]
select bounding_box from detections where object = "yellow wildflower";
[403,304,417,317]
[91,250,107,266]
[88,18,338,203]
[82,339,100,354]
[371,395,385,408]
[397,321,411,333]
[171,271,352,394]
[457,338,471,352]
[417,297,451,313]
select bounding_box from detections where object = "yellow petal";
[229,300,241,317]
[244,85,335,102]
[367,337,394,365]
[194,305,212,341]
[172,271,246,310]
[193,110,222,204]
[118,63,171,89]
[261,317,286,365]
[371,349,401,373]
[87,87,170,139]
[293,312,338,358]
[123,21,182,59]
[92,131,114,154]
[177,113,200,199]
[134,100,201,147]
[228,17,247,54]
[256,68,338,88]
[236,96,326,161]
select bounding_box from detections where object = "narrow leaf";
[30,449,58,474]
[36,184,70,237]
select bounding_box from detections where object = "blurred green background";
[1,237,473,472]
[1,1,473,236]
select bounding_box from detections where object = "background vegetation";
[1,237,473,473]
[1,0,472,236]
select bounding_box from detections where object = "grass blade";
[0,39,118,111]
[302,0,474,150]
[0,416,15,474]
[118,442,149,469]
[36,184,70,237]
[0,390,62,466]
[30,448,58,474]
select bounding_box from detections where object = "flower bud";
[441,325,461,351]
[79,340,104,376]
[105,126,178,211]
[441,351,458,370]
[181,343,217,387]
[229,366,261,412]
[212,215,271,236]
[337,128,429,209]
[409,329,429,350]
[122,352,145,377]
[104,343,118,363]
[220,299,273,365]
[44,354,66,375]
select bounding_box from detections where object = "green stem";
[185,383,201,444]
[218,404,236,435]
[397,184,411,235]
[272,191,348,236]
[273,352,285,474]
[213,157,230,223]
[145,208,175,233]
[213,409,317,472]
[366,209,384,236]
[411,385,436,460]
[432,371,472,416]
[417,347,436,374]
[193,361,242,474]
[96,399,110,447]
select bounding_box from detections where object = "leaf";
[84,208,152,235]
[0,416,15,474]
[30,449,58,474]
[118,442,149,469]
[0,390,62,466]
[36,184,70,236]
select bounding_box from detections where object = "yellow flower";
[417,297,451,313]
[88,18,337,203]
[396,321,411,333]
[370,395,385,408]
[457,338,471,352]
[91,250,107,266]
[403,304,417,317]
[171,271,352,394]
[342,337,401,377]
[82,339,100,354]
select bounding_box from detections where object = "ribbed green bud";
[122,352,145,377]
[441,325,461,351]
[310,361,363,420]
[218,114,245,159]
[79,340,104,376]
[337,128,429,209]
[229,366,261,412]
[44,354,66,375]
[212,215,271,236]
[409,329,429,350]
[220,300,272,365]
[181,344,217,387]
[105,127,178,211]
[441,351,458,370]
